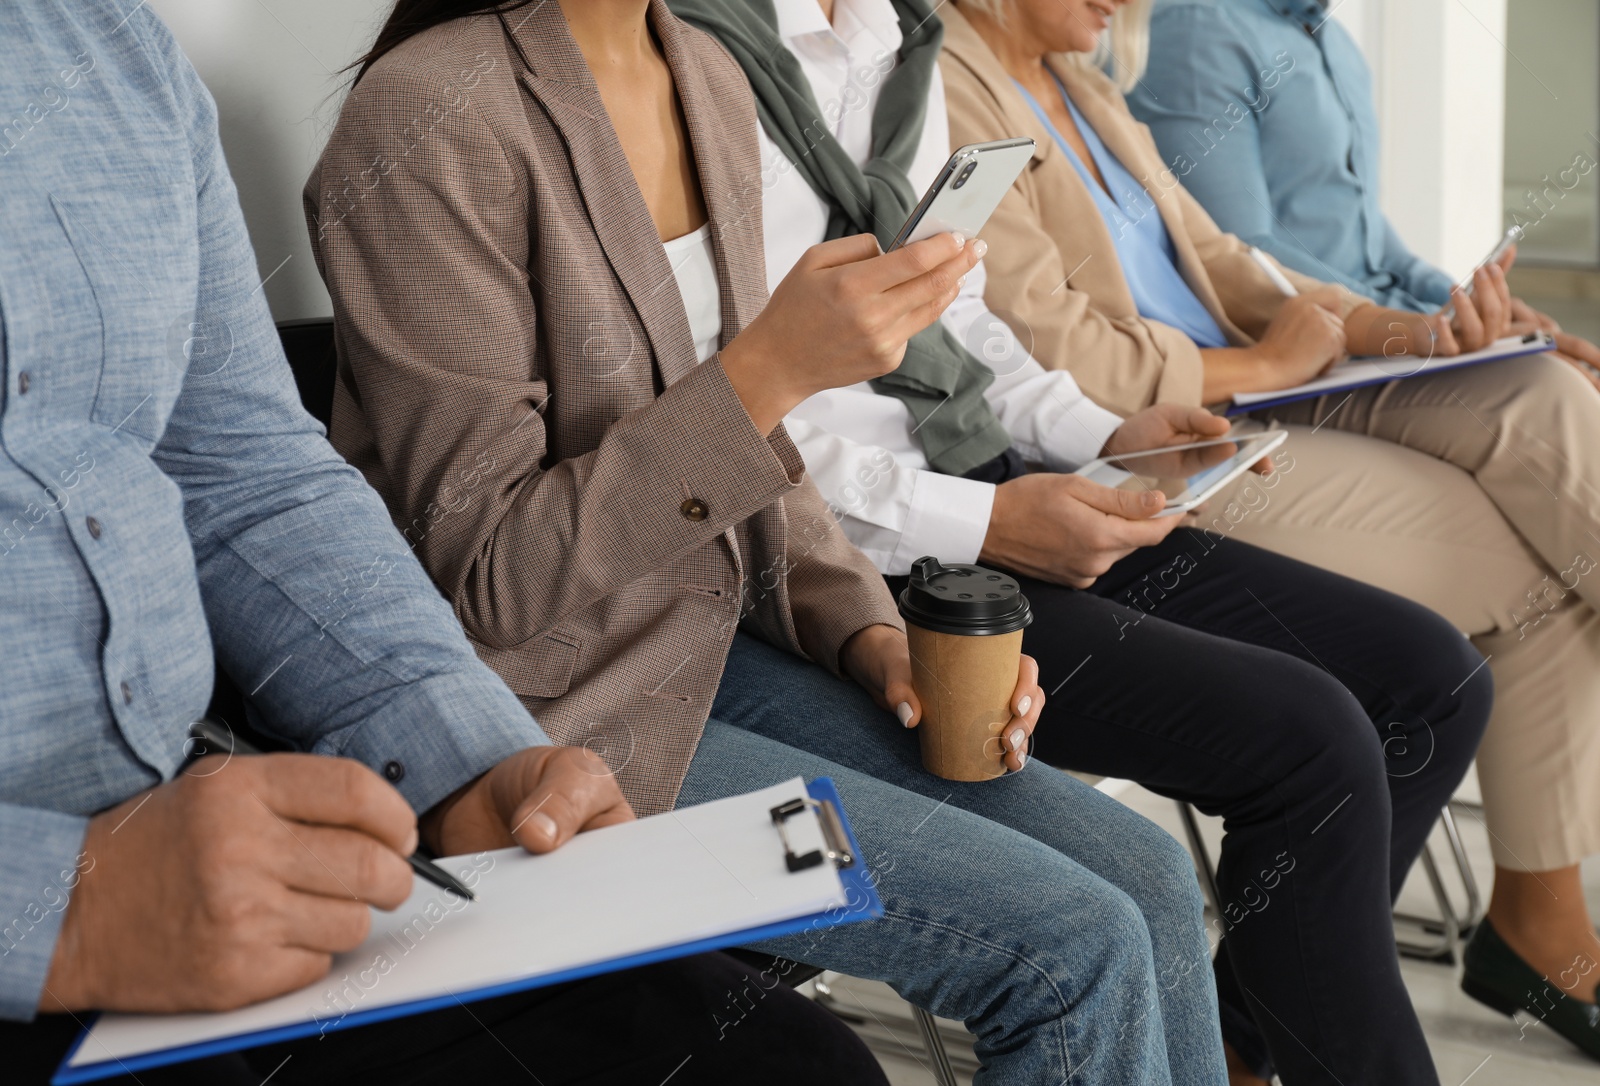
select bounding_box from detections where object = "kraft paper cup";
[897,557,1032,783]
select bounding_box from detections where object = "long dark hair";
[352,0,540,81]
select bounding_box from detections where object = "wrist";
[841,623,901,688]
[40,822,105,1012]
[978,486,1016,568]
[40,907,91,1011]
[720,337,806,436]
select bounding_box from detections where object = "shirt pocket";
[50,179,198,443]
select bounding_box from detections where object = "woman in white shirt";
[672,1,1494,1083]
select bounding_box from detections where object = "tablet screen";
[1077,433,1284,511]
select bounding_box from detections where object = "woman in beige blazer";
[305,1,1231,1081]
[942,0,1600,1076]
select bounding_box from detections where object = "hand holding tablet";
[1072,430,1289,517]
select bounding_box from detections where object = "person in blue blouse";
[1128,0,1600,383]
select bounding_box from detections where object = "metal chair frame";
[1177,800,1484,964]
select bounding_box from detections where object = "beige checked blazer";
[938,3,1370,416]
[305,1,901,815]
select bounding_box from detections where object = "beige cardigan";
[306,1,900,815]
[939,3,1369,415]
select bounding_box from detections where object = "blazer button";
[120,680,133,705]
[17,372,30,395]
[680,497,709,522]
[86,516,102,539]
[383,760,406,783]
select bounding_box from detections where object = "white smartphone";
[1449,224,1524,304]
[888,138,1036,251]
[1072,430,1289,517]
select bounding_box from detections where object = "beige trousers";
[1212,352,1600,871]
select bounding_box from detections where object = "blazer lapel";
[505,3,701,389]
[1052,63,1241,339]
[652,0,767,353]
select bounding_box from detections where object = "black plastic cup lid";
[897,556,1032,636]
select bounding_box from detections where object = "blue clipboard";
[1223,332,1554,416]
[54,777,878,1085]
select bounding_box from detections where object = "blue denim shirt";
[0,1,546,1020]
[1127,0,1455,311]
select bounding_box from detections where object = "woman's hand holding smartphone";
[721,232,982,435]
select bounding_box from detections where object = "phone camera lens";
[951,160,978,189]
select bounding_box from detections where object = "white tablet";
[1072,430,1288,516]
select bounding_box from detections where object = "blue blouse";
[1015,74,1228,348]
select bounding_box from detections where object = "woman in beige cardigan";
[941,0,1600,1076]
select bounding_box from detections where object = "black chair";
[276,317,337,426]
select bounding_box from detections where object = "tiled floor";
[825,777,1600,1085]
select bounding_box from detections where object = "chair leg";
[1418,844,1463,965]
[1440,803,1484,929]
[1176,801,1225,916]
[913,1005,961,1086]
[1393,805,1486,962]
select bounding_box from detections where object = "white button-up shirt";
[763,0,1125,575]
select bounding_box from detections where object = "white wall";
[153,0,1507,317]
[149,0,391,320]
[1371,0,1509,278]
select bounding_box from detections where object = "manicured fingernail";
[972,238,988,259]
[1016,695,1032,717]
[1008,727,1027,752]
[1017,752,1028,770]
[897,701,914,727]
[951,232,966,248]
[531,812,558,839]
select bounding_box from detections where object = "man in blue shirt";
[0,3,886,1083]
[1128,0,1600,379]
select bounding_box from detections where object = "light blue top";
[0,1,546,1020]
[1014,75,1229,348]
[1127,0,1454,311]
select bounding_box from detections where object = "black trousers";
[892,528,1492,1085]
[8,953,886,1086]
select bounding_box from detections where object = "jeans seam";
[880,906,1083,1082]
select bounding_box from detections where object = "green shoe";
[1461,917,1600,1059]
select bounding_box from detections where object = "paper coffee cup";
[898,557,1033,781]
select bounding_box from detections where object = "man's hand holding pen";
[40,744,634,1015]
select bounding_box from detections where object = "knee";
[1265,664,1389,788]
[1522,351,1595,407]
[1059,879,1161,986]
[1374,606,1493,775]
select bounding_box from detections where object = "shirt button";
[680,498,709,522]
[383,760,406,783]
[86,516,102,539]
[120,680,133,705]
[17,372,30,395]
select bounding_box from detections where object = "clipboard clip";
[770,797,856,872]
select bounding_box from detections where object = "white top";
[761,0,1125,575]
[664,223,722,364]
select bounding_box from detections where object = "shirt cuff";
[0,806,89,1022]
[329,668,551,817]
[1039,397,1125,472]
[1407,266,1457,308]
[889,471,996,573]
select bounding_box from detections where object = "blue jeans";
[676,634,1225,1086]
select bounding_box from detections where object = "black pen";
[186,718,476,902]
